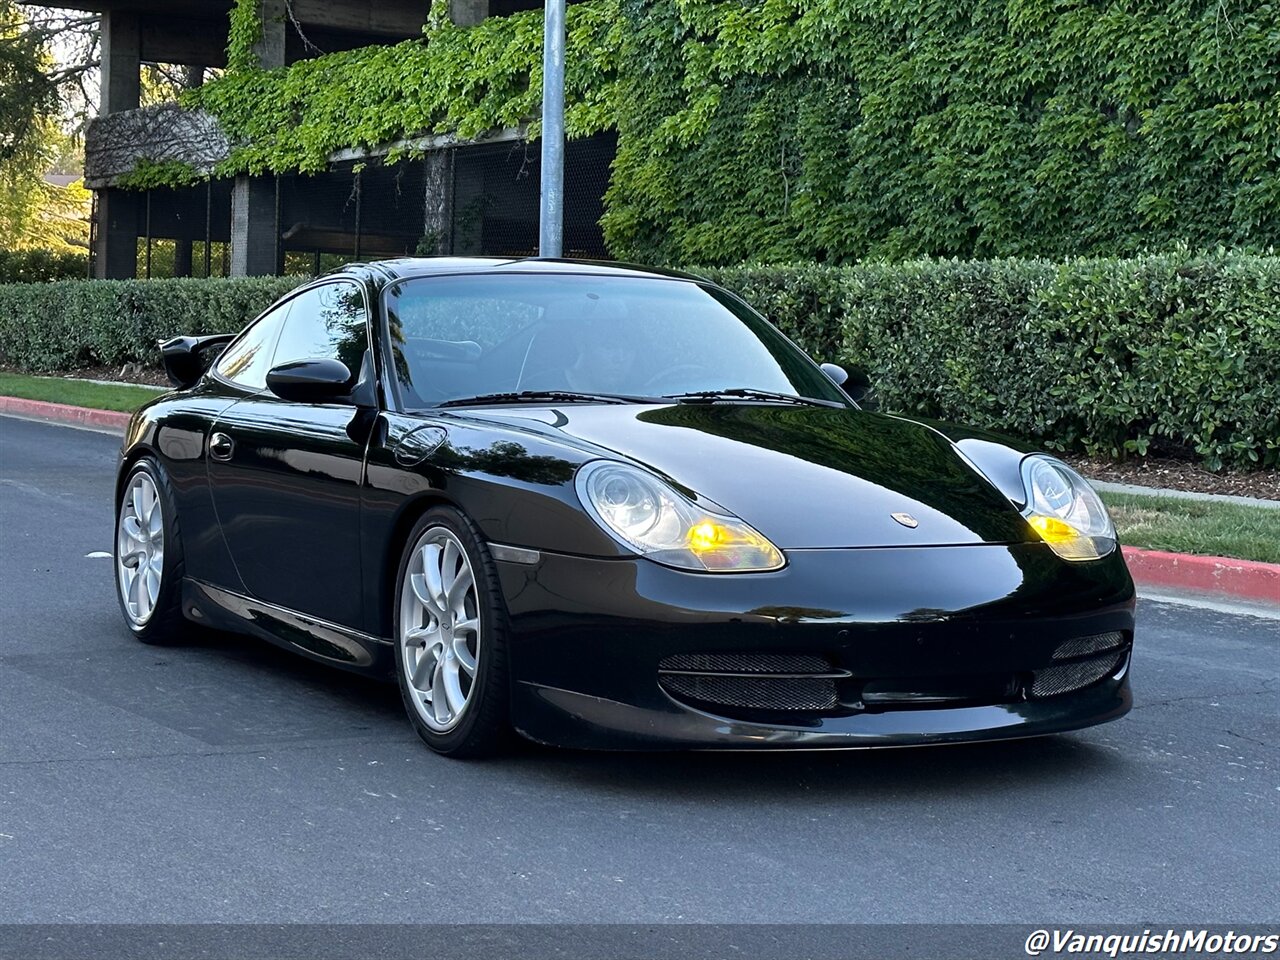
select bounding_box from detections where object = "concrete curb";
[1094,479,1279,510]
[1123,546,1280,605]
[4,396,1278,606]
[0,396,132,432]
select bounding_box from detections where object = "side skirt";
[181,578,395,678]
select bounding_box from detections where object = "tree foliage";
[0,3,93,252]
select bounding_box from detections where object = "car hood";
[451,403,1034,549]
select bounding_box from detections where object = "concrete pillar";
[423,150,454,255]
[99,11,141,115]
[255,0,288,67]
[94,190,140,279]
[174,240,194,277]
[451,0,489,27]
[230,176,278,276]
[228,2,286,277]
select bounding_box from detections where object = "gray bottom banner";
[0,924,1276,960]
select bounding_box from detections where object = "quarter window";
[214,303,288,390]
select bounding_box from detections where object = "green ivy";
[135,0,1280,264]
[226,0,264,72]
[603,0,1280,264]
[188,0,623,176]
[117,158,204,190]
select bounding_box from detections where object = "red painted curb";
[0,396,131,432]
[1123,546,1280,604]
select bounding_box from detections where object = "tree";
[0,1,96,252]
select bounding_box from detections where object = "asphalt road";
[1,415,1277,932]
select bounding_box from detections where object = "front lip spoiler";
[512,664,1133,751]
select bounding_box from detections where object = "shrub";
[0,249,89,283]
[0,253,1276,469]
[0,276,305,372]
[704,251,1280,470]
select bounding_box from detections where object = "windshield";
[382,273,850,409]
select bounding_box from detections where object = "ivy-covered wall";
[176,0,1278,264]
[187,1,621,176]
[603,0,1280,264]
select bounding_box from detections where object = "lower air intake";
[658,653,842,712]
[1029,650,1127,699]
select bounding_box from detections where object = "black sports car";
[115,258,1135,756]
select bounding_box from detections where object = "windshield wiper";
[437,390,654,408]
[665,388,842,408]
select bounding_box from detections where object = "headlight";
[1020,455,1116,561]
[575,461,785,572]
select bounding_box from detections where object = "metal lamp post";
[539,0,566,258]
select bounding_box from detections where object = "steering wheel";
[643,364,713,394]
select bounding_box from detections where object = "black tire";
[113,456,188,645]
[393,506,512,758]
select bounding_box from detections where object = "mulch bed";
[64,364,171,387]
[1063,454,1279,502]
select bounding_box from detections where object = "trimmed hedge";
[0,276,304,372]
[0,249,89,283]
[705,251,1280,471]
[0,253,1276,469]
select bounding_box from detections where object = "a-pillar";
[230,0,286,276]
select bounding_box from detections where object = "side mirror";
[821,362,877,410]
[266,358,354,404]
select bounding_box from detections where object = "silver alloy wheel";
[117,472,165,626]
[399,526,481,731]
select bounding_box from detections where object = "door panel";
[206,280,373,631]
[208,395,367,628]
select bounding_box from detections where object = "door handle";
[209,431,235,462]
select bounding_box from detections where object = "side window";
[214,303,289,390]
[271,281,369,374]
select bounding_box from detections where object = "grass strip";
[1100,491,1280,564]
[0,372,164,414]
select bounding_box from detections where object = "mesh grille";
[659,673,839,711]
[659,653,832,675]
[1029,651,1127,699]
[1053,631,1127,660]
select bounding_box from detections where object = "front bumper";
[495,542,1135,750]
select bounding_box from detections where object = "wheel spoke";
[453,636,477,676]
[122,516,145,543]
[423,544,448,615]
[446,567,473,611]
[441,540,460,593]
[431,662,451,725]
[130,563,147,616]
[131,483,145,523]
[410,572,444,620]
[404,624,437,647]
[410,646,437,689]
[442,658,467,713]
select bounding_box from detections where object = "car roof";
[335,257,711,287]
